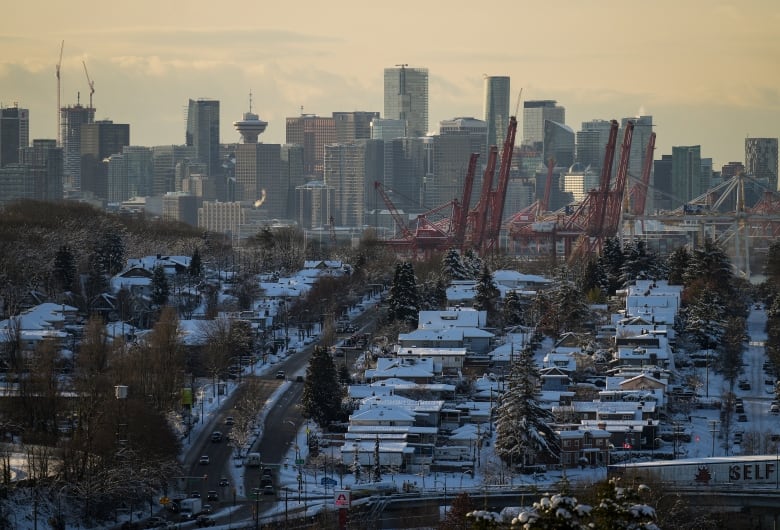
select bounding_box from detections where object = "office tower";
[186,99,220,177]
[576,119,613,170]
[333,112,380,144]
[281,144,305,221]
[296,180,334,230]
[324,143,365,227]
[483,76,510,150]
[620,116,654,209]
[543,121,575,169]
[107,146,153,202]
[162,192,199,226]
[361,139,385,216]
[429,122,487,208]
[384,66,429,138]
[0,105,29,167]
[151,145,196,196]
[60,104,95,189]
[671,146,704,208]
[721,161,745,180]
[285,114,336,178]
[652,155,673,213]
[80,120,130,200]
[370,118,406,141]
[198,200,246,236]
[0,139,62,206]
[523,100,564,148]
[385,137,426,212]
[745,138,779,190]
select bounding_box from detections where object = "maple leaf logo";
[694,465,712,483]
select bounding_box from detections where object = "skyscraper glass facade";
[384,67,429,138]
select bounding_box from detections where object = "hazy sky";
[3,0,779,167]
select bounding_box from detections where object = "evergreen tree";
[599,237,625,295]
[387,261,420,326]
[765,240,780,287]
[494,345,560,468]
[189,247,203,279]
[683,238,732,292]
[589,480,658,530]
[463,249,483,280]
[442,248,468,281]
[620,238,662,284]
[372,434,382,482]
[53,245,77,293]
[151,264,170,308]
[94,229,126,275]
[502,290,524,327]
[439,492,475,530]
[474,264,500,322]
[301,346,343,428]
[578,258,606,303]
[683,289,726,354]
[666,246,691,285]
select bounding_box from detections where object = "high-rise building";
[523,100,564,148]
[653,154,673,212]
[745,137,779,190]
[384,66,429,138]
[671,145,704,208]
[233,105,283,215]
[0,139,63,206]
[0,105,29,167]
[80,120,130,200]
[385,137,426,212]
[483,76,510,151]
[576,119,613,170]
[281,144,305,221]
[107,146,153,202]
[296,180,334,230]
[370,118,406,141]
[333,112,380,144]
[151,145,196,196]
[324,143,365,227]
[60,104,95,189]
[186,99,220,177]
[198,200,246,236]
[429,121,487,208]
[721,161,745,180]
[543,121,575,169]
[285,114,336,178]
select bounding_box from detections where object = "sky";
[3,0,779,168]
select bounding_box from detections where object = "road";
[180,300,381,525]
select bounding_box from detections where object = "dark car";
[218,477,229,487]
[196,515,215,527]
[206,490,219,501]
[738,414,748,422]
[210,431,223,443]
[190,491,201,498]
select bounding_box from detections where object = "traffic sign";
[321,477,338,486]
[295,458,305,465]
[334,489,351,507]
[159,496,170,505]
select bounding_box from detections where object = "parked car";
[276,370,286,379]
[199,455,210,465]
[263,485,275,495]
[738,414,748,422]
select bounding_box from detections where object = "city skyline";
[2,0,779,168]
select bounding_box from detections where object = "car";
[275,370,286,379]
[199,504,213,515]
[261,476,273,487]
[295,375,304,383]
[739,381,751,390]
[225,416,235,426]
[218,477,229,487]
[263,485,275,495]
[771,404,779,414]
[196,515,215,527]
[190,491,201,498]
[738,414,748,422]
[251,487,262,498]
[145,517,167,528]
[206,490,218,501]
[210,431,222,443]
[735,404,745,413]
[262,467,273,477]
[199,455,210,465]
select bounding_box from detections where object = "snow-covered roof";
[351,406,416,423]
[0,302,78,333]
[417,309,486,329]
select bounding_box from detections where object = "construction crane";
[630,132,656,216]
[83,60,95,109]
[56,40,64,147]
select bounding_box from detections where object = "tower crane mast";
[56,40,64,147]
[83,60,95,109]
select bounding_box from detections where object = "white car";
[199,455,210,465]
